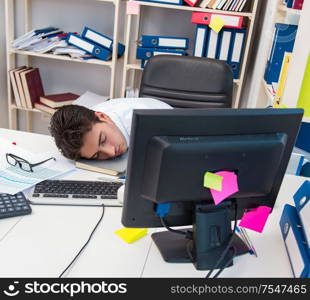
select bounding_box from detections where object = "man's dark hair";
[49,105,101,160]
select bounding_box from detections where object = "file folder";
[81,27,125,57]
[227,28,246,79]
[217,28,234,61]
[136,47,187,60]
[204,28,221,59]
[141,35,189,49]
[191,12,244,29]
[67,34,112,61]
[193,25,209,57]
[264,23,297,84]
[293,180,310,255]
[279,204,310,278]
[184,0,200,6]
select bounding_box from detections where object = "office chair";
[139,55,233,108]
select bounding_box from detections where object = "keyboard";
[0,192,32,219]
[29,179,124,206]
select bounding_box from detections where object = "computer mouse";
[117,184,125,204]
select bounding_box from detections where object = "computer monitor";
[121,108,303,271]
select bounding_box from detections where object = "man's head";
[49,105,128,160]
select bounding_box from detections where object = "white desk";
[0,128,307,277]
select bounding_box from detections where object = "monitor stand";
[151,201,249,271]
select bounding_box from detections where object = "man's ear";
[94,111,113,123]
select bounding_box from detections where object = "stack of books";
[136,35,189,68]
[192,12,246,79]
[66,26,125,61]
[9,66,79,113]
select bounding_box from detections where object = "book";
[40,92,79,108]
[14,67,32,108]
[75,152,128,176]
[34,101,56,114]
[20,68,45,108]
[9,66,27,107]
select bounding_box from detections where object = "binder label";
[231,32,244,62]
[158,38,186,48]
[84,31,112,49]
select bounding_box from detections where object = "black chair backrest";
[139,55,233,108]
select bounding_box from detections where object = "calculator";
[0,192,32,219]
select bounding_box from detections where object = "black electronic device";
[121,108,303,271]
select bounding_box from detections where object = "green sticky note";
[209,16,225,33]
[203,172,223,191]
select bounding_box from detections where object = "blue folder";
[279,204,310,278]
[141,35,189,49]
[227,28,246,79]
[193,25,209,57]
[81,27,125,57]
[217,28,235,62]
[264,23,297,84]
[67,34,112,61]
[293,180,310,255]
[136,47,187,60]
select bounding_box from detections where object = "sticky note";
[210,171,239,205]
[209,16,225,33]
[126,1,140,15]
[203,172,223,191]
[115,228,148,243]
[239,206,272,233]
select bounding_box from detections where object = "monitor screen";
[121,108,303,271]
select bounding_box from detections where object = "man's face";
[80,112,128,160]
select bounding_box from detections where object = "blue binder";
[136,47,187,60]
[81,27,125,57]
[227,28,246,79]
[217,28,235,62]
[279,204,310,278]
[293,180,310,255]
[286,0,294,8]
[193,25,209,57]
[204,28,221,59]
[264,23,297,84]
[141,35,189,49]
[67,34,112,61]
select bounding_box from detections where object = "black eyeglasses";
[6,153,56,172]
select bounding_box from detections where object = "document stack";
[192,12,246,79]
[279,180,310,278]
[136,35,189,68]
[67,27,125,61]
[264,23,297,85]
[199,0,250,11]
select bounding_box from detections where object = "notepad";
[115,228,148,243]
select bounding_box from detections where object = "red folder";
[191,12,244,29]
[293,0,304,10]
[184,0,200,7]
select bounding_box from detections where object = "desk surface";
[0,128,308,277]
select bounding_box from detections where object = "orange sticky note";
[126,1,140,15]
[209,16,225,33]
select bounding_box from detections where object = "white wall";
[0,0,269,134]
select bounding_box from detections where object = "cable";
[206,201,238,278]
[212,246,237,278]
[160,217,192,239]
[58,204,105,278]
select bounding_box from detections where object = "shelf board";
[135,2,253,17]
[278,4,302,15]
[10,49,113,67]
[11,104,41,113]
[126,63,241,84]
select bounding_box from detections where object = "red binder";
[191,12,244,29]
[184,0,200,7]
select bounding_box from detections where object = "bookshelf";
[260,0,310,122]
[4,0,124,131]
[121,0,259,108]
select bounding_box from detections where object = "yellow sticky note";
[209,16,225,33]
[203,172,223,191]
[115,228,148,244]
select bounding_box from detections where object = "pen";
[239,227,258,257]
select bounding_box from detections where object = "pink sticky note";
[210,171,239,205]
[239,206,272,233]
[126,1,140,15]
